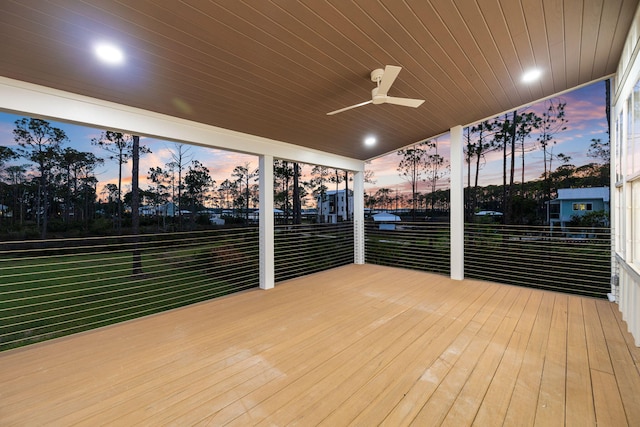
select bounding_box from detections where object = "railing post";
[353,169,365,264]
[450,125,464,280]
[259,155,274,289]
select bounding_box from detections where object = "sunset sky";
[0,79,609,206]
[366,79,609,196]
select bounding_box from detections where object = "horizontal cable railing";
[275,222,354,282]
[464,223,611,298]
[365,221,451,276]
[0,227,259,351]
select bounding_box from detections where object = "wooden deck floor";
[1,264,639,426]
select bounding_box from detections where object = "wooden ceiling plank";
[51,0,317,109]
[394,0,500,118]
[140,1,328,98]
[257,2,378,87]
[104,0,364,121]
[449,0,516,112]
[475,0,526,107]
[404,0,492,124]
[542,0,567,92]
[83,0,390,139]
[579,0,605,82]
[591,0,622,77]
[329,0,463,123]
[608,0,640,73]
[497,0,538,101]
[0,0,636,160]
[215,1,364,95]
[426,0,501,109]
[390,4,486,105]
[562,0,585,88]
[521,0,552,100]
[358,3,489,128]
[209,1,438,135]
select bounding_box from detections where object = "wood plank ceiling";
[0,0,637,160]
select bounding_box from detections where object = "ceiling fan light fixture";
[522,68,542,83]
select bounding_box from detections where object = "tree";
[375,188,392,210]
[166,144,192,229]
[491,113,513,221]
[14,118,68,238]
[291,163,303,224]
[364,169,376,185]
[326,168,345,221]
[0,147,18,226]
[274,160,295,221]
[515,112,540,194]
[148,166,171,230]
[92,131,150,232]
[131,135,143,275]
[364,192,377,210]
[2,164,27,225]
[537,100,567,202]
[249,183,260,209]
[424,139,448,211]
[218,179,237,210]
[232,162,258,223]
[464,121,497,218]
[77,175,99,226]
[489,110,540,223]
[343,169,351,222]
[0,146,17,168]
[587,138,610,164]
[101,183,119,220]
[184,160,214,228]
[548,153,574,192]
[58,148,103,224]
[397,142,429,220]
[311,165,330,222]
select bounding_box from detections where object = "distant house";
[0,204,10,217]
[316,189,353,223]
[372,212,401,230]
[547,187,610,230]
[247,208,284,222]
[475,210,503,217]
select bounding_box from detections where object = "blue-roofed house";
[547,187,610,230]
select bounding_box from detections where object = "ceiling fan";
[327,65,425,116]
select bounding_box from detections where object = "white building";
[316,189,353,223]
[612,11,640,345]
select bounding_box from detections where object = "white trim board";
[0,76,364,173]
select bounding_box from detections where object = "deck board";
[535,294,568,425]
[1,264,639,426]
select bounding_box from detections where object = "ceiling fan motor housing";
[370,68,385,83]
[371,87,386,104]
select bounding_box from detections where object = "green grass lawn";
[0,241,259,351]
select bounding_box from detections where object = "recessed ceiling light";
[364,136,377,146]
[522,68,542,83]
[94,42,124,65]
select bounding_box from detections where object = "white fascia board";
[0,76,364,173]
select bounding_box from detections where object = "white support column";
[450,125,464,280]
[259,155,274,289]
[353,170,365,264]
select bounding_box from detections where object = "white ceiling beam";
[0,76,364,172]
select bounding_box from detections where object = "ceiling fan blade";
[385,97,425,108]
[326,100,372,115]
[377,65,402,96]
